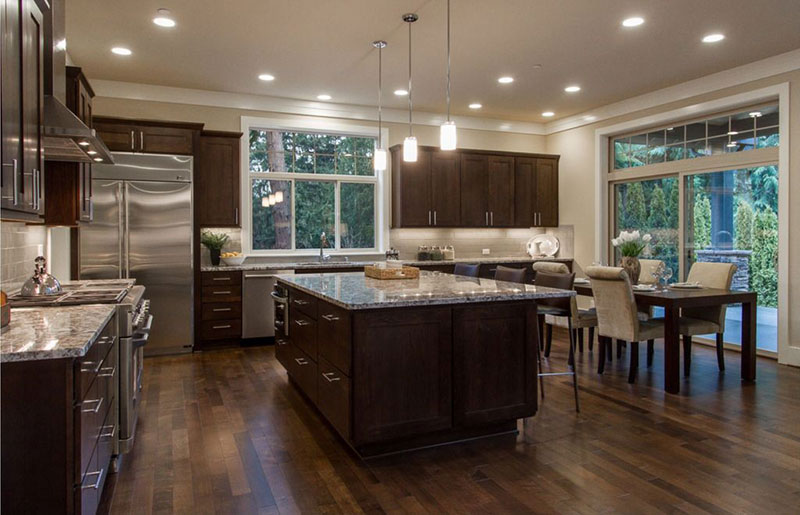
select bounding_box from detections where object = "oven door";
[118,313,152,454]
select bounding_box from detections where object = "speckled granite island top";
[276,271,574,310]
[1,305,116,363]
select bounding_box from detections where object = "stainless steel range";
[8,280,152,469]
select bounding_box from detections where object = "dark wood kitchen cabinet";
[45,66,95,225]
[196,130,242,227]
[199,271,243,346]
[1,0,45,222]
[391,145,558,228]
[391,147,460,227]
[93,116,201,155]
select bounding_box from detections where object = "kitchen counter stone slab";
[1,305,116,363]
[276,270,574,310]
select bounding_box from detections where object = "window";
[247,127,379,253]
[612,104,779,170]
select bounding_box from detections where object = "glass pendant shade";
[374,148,387,171]
[274,191,284,203]
[261,197,269,207]
[403,136,418,162]
[440,121,457,150]
[268,194,276,206]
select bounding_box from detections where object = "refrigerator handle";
[117,182,124,279]
[124,182,131,279]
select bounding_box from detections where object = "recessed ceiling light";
[78,141,89,147]
[497,76,514,84]
[702,33,725,43]
[622,17,644,27]
[727,130,739,136]
[93,157,103,162]
[258,73,275,81]
[111,47,132,56]
[468,103,482,109]
[153,16,175,27]
[749,111,762,118]
[87,150,97,155]
[584,115,597,122]
[55,39,67,51]
[564,85,581,93]
[317,94,332,100]
[394,89,408,96]
[542,111,555,117]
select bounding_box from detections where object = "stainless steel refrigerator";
[81,152,193,355]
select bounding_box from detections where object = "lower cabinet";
[199,271,242,346]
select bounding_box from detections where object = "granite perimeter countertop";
[1,305,116,363]
[276,270,574,310]
[201,256,572,272]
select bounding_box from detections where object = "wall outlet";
[482,248,491,255]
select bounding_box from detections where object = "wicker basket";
[364,265,420,280]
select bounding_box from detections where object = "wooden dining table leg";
[741,299,757,381]
[663,305,680,394]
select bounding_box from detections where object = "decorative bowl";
[221,256,246,266]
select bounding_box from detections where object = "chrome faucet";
[319,232,331,262]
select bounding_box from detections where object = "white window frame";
[240,115,389,257]
[594,83,790,362]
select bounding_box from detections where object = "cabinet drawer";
[201,271,242,286]
[76,377,103,480]
[94,407,115,501]
[275,335,293,370]
[76,342,102,402]
[290,310,317,360]
[318,303,351,376]
[288,346,317,404]
[289,289,318,319]
[318,357,351,439]
[201,302,242,321]
[201,285,242,303]
[200,319,242,340]
[76,445,100,515]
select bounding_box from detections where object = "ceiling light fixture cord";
[378,44,383,136]
[408,18,413,136]
[446,0,451,122]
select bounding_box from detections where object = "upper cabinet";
[195,130,242,227]
[391,146,558,229]
[93,117,200,155]
[1,0,45,222]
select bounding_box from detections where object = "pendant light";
[402,13,418,162]
[439,0,456,150]
[372,40,388,171]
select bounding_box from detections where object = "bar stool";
[494,265,526,284]
[453,263,480,278]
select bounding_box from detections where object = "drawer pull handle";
[98,366,116,378]
[322,372,341,382]
[99,424,116,439]
[81,397,104,414]
[82,468,104,490]
[321,314,340,322]
[294,319,310,327]
[212,308,232,312]
[276,338,287,346]
[294,357,308,365]
[293,299,309,305]
[81,361,102,374]
[212,324,232,329]
[213,290,232,295]
[212,277,231,281]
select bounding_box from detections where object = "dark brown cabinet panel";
[93,117,201,155]
[352,307,452,444]
[20,0,43,216]
[430,150,460,226]
[487,155,515,226]
[318,357,351,439]
[459,153,489,226]
[139,125,194,155]
[318,302,351,375]
[535,158,559,227]
[392,147,432,227]
[513,157,536,227]
[453,303,537,425]
[196,130,241,227]
[514,156,559,228]
[92,120,138,152]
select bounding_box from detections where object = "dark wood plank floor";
[106,332,800,514]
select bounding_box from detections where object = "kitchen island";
[275,271,574,456]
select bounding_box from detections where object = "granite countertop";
[201,256,572,272]
[276,270,574,310]
[61,278,137,288]
[1,305,116,363]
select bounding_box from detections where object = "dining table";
[573,282,757,394]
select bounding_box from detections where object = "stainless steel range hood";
[43,95,115,164]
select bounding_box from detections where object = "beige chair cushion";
[586,266,640,341]
[533,261,570,274]
[639,318,666,341]
[639,259,664,285]
[546,308,597,329]
[680,317,721,336]
[681,262,736,333]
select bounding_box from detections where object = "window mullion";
[291,178,296,251]
[334,181,341,250]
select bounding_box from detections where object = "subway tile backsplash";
[1,221,48,293]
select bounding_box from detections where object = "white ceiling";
[66,0,800,123]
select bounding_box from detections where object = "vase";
[619,256,641,285]
[210,248,221,266]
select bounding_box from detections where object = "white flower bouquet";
[612,230,651,257]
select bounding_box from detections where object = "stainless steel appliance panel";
[80,180,123,280]
[126,180,193,355]
[243,271,292,338]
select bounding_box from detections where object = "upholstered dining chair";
[532,270,580,411]
[453,262,481,278]
[494,265,526,284]
[586,266,664,383]
[639,259,665,285]
[680,262,736,374]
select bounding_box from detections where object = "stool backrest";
[534,271,575,312]
[494,265,526,284]
[453,263,480,277]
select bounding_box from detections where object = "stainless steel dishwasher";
[242,271,293,339]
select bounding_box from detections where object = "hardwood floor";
[105,332,800,514]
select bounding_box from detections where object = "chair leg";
[577,328,584,353]
[567,318,580,412]
[538,314,545,354]
[716,333,725,371]
[598,337,607,374]
[682,335,692,377]
[606,337,613,361]
[628,341,639,384]
[567,320,575,368]
[647,339,655,368]
[536,330,545,401]
[588,327,595,351]
[616,339,625,359]
[545,324,553,357]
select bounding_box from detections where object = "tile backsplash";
[1,221,48,293]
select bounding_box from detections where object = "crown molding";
[91,79,547,136]
[546,47,800,134]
